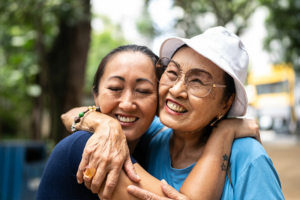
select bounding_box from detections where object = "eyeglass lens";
[156,57,214,97]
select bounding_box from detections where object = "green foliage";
[85,15,128,94]
[136,7,158,39]
[144,0,259,38]
[0,0,88,138]
[260,0,300,73]
[173,0,259,37]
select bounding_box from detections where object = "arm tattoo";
[221,163,227,171]
[223,154,228,161]
[221,154,229,171]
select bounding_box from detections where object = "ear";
[93,92,99,107]
[221,93,235,115]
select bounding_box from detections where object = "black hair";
[222,73,236,118]
[92,44,159,95]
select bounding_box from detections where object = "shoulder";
[230,138,270,178]
[231,137,268,161]
[51,131,93,174]
[144,116,166,138]
[229,138,284,199]
[136,116,166,148]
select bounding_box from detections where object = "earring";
[210,115,223,127]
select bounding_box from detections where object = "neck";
[169,126,211,168]
[128,138,140,155]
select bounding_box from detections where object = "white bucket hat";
[159,26,249,117]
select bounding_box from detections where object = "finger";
[102,169,121,200]
[83,164,97,190]
[127,185,167,200]
[161,179,187,200]
[84,174,92,189]
[77,150,90,184]
[90,164,107,194]
[124,156,141,182]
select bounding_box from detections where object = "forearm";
[100,164,166,199]
[180,126,234,200]
[61,107,119,134]
[61,107,88,132]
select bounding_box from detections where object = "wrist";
[211,120,235,143]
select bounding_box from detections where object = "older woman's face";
[94,51,158,141]
[158,47,227,134]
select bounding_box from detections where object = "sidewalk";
[261,131,300,200]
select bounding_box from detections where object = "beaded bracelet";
[71,106,101,132]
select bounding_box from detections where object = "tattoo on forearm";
[221,154,229,171]
[221,163,227,171]
[223,154,228,161]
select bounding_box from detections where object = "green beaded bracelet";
[71,106,101,132]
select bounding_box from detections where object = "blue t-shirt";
[135,116,284,199]
[37,131,136,199]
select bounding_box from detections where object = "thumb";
[124,156,141,182]
[161,179,184,200]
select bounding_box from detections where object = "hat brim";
[159,37,248,117]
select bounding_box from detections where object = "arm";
[127,118,260,200]
[61,107,140,199]
[99,164,167,200]
[180,118,260,200]
[62,108,260,200]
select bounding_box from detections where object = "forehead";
[103,51,155,78]
[172,47,225,77]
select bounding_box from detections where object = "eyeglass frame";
[156,57,227,98]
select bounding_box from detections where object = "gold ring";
[83,165,96,178]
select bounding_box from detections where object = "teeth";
[117,115,137,123]
[167,101,187,113]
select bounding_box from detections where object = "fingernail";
[127,185,134,192]
[136,174,140,180]
[77,179,82,184]
[161,179,167,186]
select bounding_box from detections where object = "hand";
[127,179,190,200]
[76,116,141,199]
[218,118,261,144]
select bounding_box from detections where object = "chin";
[124,131,142,142]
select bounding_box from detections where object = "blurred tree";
[84,15,128,95]
[144,0,260,38]
[260,0,300,73]
[0,0,91,142]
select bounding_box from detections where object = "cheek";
[97,92,119,114]
[158,85,169,108]
[139,94,158,117]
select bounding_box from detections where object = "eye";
[166,70,178,76]
[190,78,205,85]
[136,89,151,94]
[108,87,123,91]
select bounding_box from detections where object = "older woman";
[61,27,283,200]
[37,43,258,200]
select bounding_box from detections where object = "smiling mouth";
[116,114,139,123]
[166,100,187,113]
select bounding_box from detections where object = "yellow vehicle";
[248,63,297,133]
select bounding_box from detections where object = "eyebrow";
[108,76,125,81]
[108,76,154,85]
[136,78,154,85]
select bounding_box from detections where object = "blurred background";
[0,0,299,199]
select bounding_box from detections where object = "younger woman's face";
[158,47,228,134]
[94,51,158,141]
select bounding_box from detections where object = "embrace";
[37,27,284,200]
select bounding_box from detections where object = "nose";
[119,90,137,111]
[169,77,188,99]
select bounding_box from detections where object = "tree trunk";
[47,0,91,143]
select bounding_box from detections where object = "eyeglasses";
[155,57,226,98]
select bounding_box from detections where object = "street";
[262,131,300,200]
